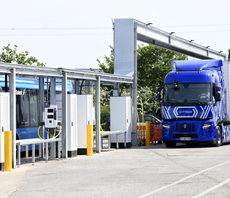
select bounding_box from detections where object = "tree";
[0,44,46,66]
[137,44,187,89]
[97,45,187,119]
[228,49,230,61]
[137,45,187,118]
[96,46,114,73]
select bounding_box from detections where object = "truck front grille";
[175,123,195,132]
[173,134,198,138]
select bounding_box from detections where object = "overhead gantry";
[113,18,227,146]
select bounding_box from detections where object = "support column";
[85,80,90,94]
[50,77,56,159]
[75,80,80,94]
[9,69,16,168]
[39,77,44,158]
[50,77,56,105]
[62,72,67,158]
[95,76,101,153]
[131,23,138,146]
[113,83,119,96]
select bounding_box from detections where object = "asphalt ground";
[1,142,230,198]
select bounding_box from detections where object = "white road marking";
[192,177,230,198]
[138,160,230,198]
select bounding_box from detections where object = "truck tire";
[165,142,176,148]
[214,126,222,147]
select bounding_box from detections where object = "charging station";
[44,105,58,128]
[110,96,132,148]
[67,94,78,157]
[77,95,93,155]
[0,93,10,171]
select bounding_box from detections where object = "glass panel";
[20,95,30,127]
[30,95,38,127]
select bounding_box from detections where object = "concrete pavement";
[1,143,230,198]
[0,163,29,198]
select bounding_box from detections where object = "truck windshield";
[163,83,211,105]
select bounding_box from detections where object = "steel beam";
[135,19,226,60]
[0,63,133,84]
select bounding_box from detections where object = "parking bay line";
[192,177,230,198]
[138,160,230,198]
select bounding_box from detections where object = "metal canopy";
[0,62,133,84]
[0,61,133,168]
[135,19,227,60]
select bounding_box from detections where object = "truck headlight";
[163,124,170,130]
[202,123,211,129]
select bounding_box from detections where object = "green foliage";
[0,44,46,66]
[97,44,188,120]
[100,86,113,105]
[136,45,187,118]
[228,49,230,61]
[96,46,114,73]
[100,102,110,125]
[137,44,187,90]
[137,86,158,114]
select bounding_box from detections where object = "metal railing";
[16,138,61,165]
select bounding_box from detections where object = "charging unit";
[110,96,132,148]
[44,105,58,128]
[77,95,93,155]
[0,93,10,171]
[67,94,78,157]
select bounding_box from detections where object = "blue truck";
[157,59,230,148]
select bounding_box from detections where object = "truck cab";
[159,59,230,148]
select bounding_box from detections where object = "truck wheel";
[214,126,222,147]
[165,142,176,148]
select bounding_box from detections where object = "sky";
[0,0,230,69]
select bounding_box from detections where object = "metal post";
[32,144,35,163]
[113,82,119,96]
[45,142,48,161]
[9,68,16,168]
[50,77,56,159]
[50,77,56,104]
[85,80,90,94]
[95,76,101,153]
[86,124,93,156]
[131,23,138,146]
[17,144,21,165]
[62,72,67,158]
[75,80,80,94]
[146,121,151,146]
[4,131,12,171]
[39,77,45,158]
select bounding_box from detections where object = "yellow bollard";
[146,121,151,146]
[87,125,93,156]
[4,131,12,171]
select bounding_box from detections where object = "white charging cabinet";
[110,96,132,147]
[77,95,93,155]
[67,94,78,157]
[0,93,10,171]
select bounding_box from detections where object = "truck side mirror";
[157,86,163,92]
[214,86,221,92]
[156,86,163,102]
[222,118,230,126]
[214,92,221,102]
[156,94,161,102]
